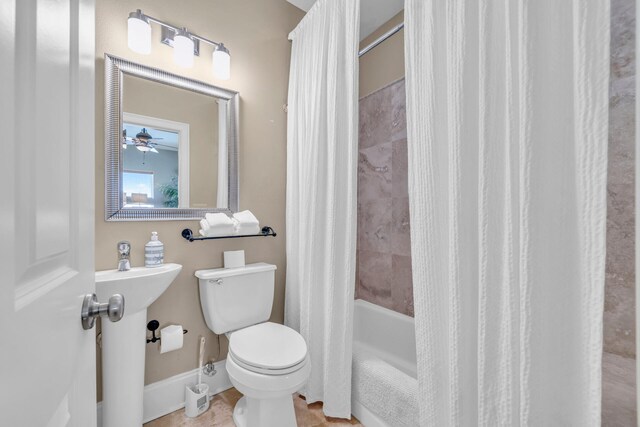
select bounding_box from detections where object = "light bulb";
[212,43,231,80]
[173,28,194,68]
[127,10,151,55]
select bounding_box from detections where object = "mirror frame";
[104,54,239,221]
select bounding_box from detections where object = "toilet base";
[232,395,297,427]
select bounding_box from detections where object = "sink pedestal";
[95,263,182,427]
[101,309,147,427]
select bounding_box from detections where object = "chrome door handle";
[81,293,125,330]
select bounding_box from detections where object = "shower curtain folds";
[404,0,609,425]
[285,0,360,419]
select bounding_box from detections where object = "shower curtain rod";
[358,22,404,57]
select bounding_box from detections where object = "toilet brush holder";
[185,383,209,418]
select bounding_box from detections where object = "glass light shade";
[127,16,151,55]
[173,32,194,68]
[212,46,231,80]
[136,145,151,152]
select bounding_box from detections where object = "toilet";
[195,263,310,427]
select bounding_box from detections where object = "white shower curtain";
[285,0,359,419]
[404,0,609,426]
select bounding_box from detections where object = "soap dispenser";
[145,231,164,268]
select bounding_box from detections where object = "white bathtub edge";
[352,397,390,427]
[354,299,414,323]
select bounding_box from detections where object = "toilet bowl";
[226,322,310,427]
[195,263,310,426]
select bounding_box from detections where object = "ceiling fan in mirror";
[122,127,176,164]
[122,127,174,153]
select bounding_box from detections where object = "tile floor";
[144,388,362,427]
[603,352,637,427]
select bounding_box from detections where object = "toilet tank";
[195,263,276,335]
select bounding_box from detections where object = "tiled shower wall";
[356,79,413,317]
[605,0,635,359]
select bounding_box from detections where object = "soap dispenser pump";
[145,231,164,268]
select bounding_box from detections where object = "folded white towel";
[200,226,235,237]
[200,220,234,234]
[233,210,259,226]
[199,229,229,238]
[200,213,236,237]
[236,224,261,235]
[232,210,260,235]
[200,220,235,233]
[205,212,235,227]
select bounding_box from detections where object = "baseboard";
[351,398,389,427]
[97,358,232,426]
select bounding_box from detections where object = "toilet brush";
[197,336,204,390]
[185,337,210,418]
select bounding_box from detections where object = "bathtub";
[351,299,419,427]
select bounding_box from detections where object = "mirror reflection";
[121,74,227,209]
[122,124,180,208]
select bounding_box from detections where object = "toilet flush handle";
[209,278,223,285]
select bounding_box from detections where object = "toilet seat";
[228,322,307,376]
[229,350,308,375]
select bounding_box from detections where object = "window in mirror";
[123,170,155,207]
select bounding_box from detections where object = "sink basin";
[96,263,182,427]
[96,263,182,314]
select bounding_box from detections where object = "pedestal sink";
[96,263,182,427]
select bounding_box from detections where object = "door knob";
[81,293,125,330]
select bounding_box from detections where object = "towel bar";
[181,226,277,242]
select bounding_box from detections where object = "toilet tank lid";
[195,262,276,280]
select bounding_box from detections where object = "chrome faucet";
[117,241,131,271]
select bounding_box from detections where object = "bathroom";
[1,0,636,426]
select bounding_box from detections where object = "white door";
[0,1,98,426]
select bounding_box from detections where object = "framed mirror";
[104,54,239,221]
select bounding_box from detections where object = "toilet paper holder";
[146,320,188,344]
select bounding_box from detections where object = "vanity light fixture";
[127,10,151,54]
[173,28,195,68]
[126,9,231,79]
[212,44,231,80]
